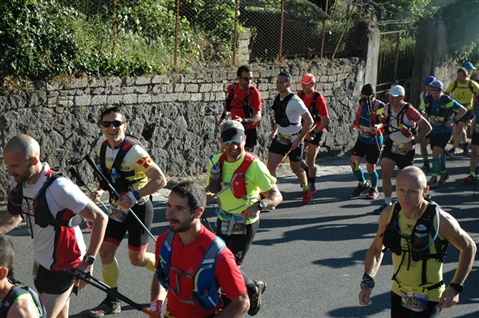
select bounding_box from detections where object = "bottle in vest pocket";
[209,156,221,194]
[111,168,120,183]
[413,224,428,250]
[399,124,413,138]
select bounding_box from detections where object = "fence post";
[320,0,328,58]
[232,0,239,66]
[174,0,180,69]
[279,0,284,60]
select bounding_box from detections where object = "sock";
[309,176,316,185]
[143,252,156,272]
[353,167,366,184]
[369,171,378,188]
[431,158,440,177]
[440,156,446,171]
[102,258,120,288]
[385,197,392,206]
[471,172,476,177]
[302,184,310,190]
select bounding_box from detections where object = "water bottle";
[412,223,429,261]
[209,157,221,194]
[111,167,120,184]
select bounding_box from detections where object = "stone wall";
[0,58,368,200]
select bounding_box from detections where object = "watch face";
[258,201,266,210]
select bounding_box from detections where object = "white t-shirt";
[14,163,89,271]
[276,93,309,140]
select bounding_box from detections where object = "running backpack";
[298,91,322,122]
[156,231,226,309]
[424,94,454,121]
[452,80,474,94]
[272,93,297,127]
[386,103,417,138]
[225,83,254,118]
[7,170,84,234]
[0,278,46,317]
[216,152,257,199]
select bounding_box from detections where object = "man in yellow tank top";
[358,166,476,317]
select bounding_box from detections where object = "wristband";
[127,191,139,205]
[220,113,227,120]
[360,272,375,289]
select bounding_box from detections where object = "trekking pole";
[68,168,109,212]
[473,157,479,197]
[84,155,157,242]
[270,124,316,174]
[64,269,153,316]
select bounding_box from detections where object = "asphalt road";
[7,152,479,317]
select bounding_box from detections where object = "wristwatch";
[257,201,266,211]
[83,255,95,265]
[132,191,141,201]
[449,283,464,293]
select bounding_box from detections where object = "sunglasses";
[242,77,253,81]
[224,140,240,145]
[101,120,124,128]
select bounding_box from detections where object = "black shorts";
[304,131,325,146]
[269,138,303,162]
[244,129,257,148]
[429,132,452,150]
[472,131,479,146]
[458,109,473,124]
[104,199,154,249]
[351,139,381,165]
[382,139,415,169]
[216,219,259,266]
[391,291,441,318]
[35,265,75,295]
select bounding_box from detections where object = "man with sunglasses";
[218,65,262,152]
[206,120,282,315]
[89,106,167,317]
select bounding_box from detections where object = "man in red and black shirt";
[297,73,330,194]
[219,65,262,152]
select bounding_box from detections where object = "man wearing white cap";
[373,85,431,215]
[297,73,330,195]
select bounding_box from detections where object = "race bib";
[359,125,373,138]
[400,285,428,312]
[391,141,408,155]
[276,132,292,145]
[107,202,129,223]
[429,116,444,125]
[221,220,246,235]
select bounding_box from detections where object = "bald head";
[4,134,40,160]
[397,166,427,190]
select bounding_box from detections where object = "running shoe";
[438,172,449,185]
[89,297,121,317]
[445,149,455,158]
[366,188,379,200]
[351,181,370,197]
[248,281,267,316]
[302,187,312,204]
[464,174,475,184]
[420,163,430,173]
[428,176,438,188]
[373,203,389,215]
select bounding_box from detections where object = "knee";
[129,254,146,267]
[99,246,115,261]
[351,159,360,172]
[291,164,304,176]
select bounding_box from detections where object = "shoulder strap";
[230,153,257,199]
[157,231,176,289]
[243,87,255,118]
[0,282,46,317]
[112,135,142,173]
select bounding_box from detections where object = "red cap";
[300,73,316,85]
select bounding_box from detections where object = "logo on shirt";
[136,156,152,169]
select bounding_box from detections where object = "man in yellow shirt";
[445,67,479,156]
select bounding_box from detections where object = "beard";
[168,214,195,233]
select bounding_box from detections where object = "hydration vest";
[156,231,226,309]
[298,91,322,122]
[387,103,417,138]
[225,83,254,118]
[7,170,84,236]
[216,152,257,199]
[99,134,145,194]
[0,278,46,317]
[272,93,297,127]
[382,201,449,288]
[353,98,385,137]
[452,80,474,94]
[424,94,453,120]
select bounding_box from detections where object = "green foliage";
[0,0,80,78]
[435,0,479,63]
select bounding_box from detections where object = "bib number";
[391,141,408,155]
[221,220,246,235]
[400,285,428,312]
[276,132,292,145]
[107,203,129,223]
[359,125,373,138]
